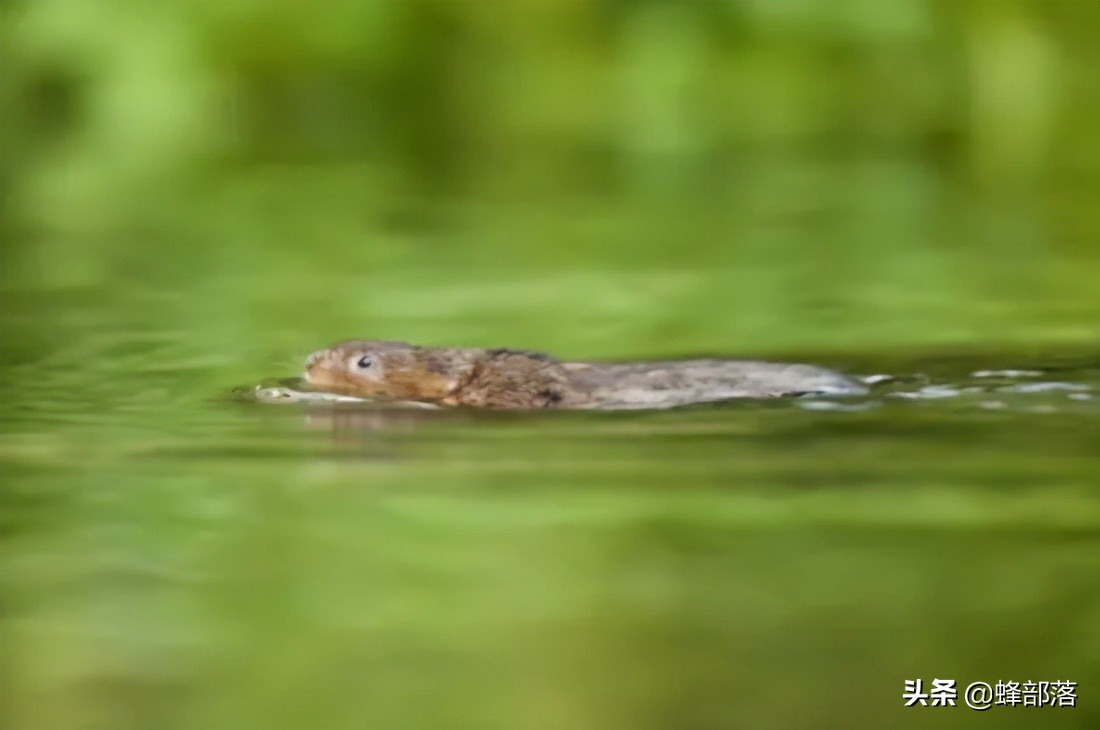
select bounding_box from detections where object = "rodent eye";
[356,355,375,369]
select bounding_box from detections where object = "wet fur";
[304,340,866,410]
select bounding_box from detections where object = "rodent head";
[303,340,477,403]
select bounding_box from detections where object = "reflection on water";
[3,348,1099,730]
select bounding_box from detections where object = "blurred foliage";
[2,0,1098,429]
[2,0,1099,358]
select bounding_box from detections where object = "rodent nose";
[304,350,327,370]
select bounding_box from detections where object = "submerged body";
[303,340,867,410]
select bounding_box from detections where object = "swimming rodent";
[302,340,867,410]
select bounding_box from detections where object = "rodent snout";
[304,350,328,370]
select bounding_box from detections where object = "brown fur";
[302,340,866,410]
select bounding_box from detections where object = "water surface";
[3,329,1098,730]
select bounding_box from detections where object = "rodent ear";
[418,349,463,376]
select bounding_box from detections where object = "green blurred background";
[2,2,1099,729]
[3,0,1098,362]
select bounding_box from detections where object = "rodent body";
[303,340,867,410]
